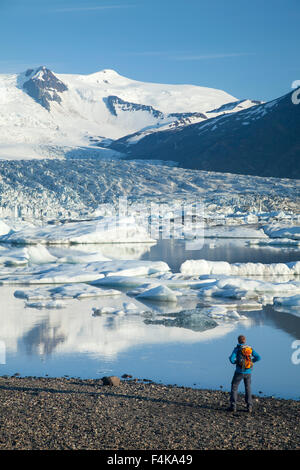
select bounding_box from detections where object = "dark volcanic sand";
[0,376,299,450]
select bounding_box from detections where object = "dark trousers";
[230,371,253,406]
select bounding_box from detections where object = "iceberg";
[0,220,10,236]
[25,300,66,309]
[0,216,155,245]
[137,284,178,302]
[180,259,300,276]
[144,308,218,332]
[274,294,300,307]
[0,259,170,285]
[263,224,300,240]
[15,283,122,301]
[273,295,300,316]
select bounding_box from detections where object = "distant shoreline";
[0,376,299,450]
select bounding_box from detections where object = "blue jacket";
[229,344,261,374]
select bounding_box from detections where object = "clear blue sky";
[0,0,299,101]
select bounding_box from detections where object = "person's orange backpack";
[237,345,253,371]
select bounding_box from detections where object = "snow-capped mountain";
[0,65,258,160]
[22,66,68,111]
[109,88,300,179]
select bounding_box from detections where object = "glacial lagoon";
[0,238,299,400]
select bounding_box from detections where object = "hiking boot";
[247,405,253,413]
[227,405,237,412]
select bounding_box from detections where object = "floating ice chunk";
[137,284,178,302]
[274,295,300,307]
[198,276,300,302]
[25,300,65,309]
[92,301,144,317]
[180,259,300,276]
[92,276,155,288]
[92,306,125,316]
[226,310,242,319]
[105,261,169,277]
[122,302,138,311]
[26,245,57,264]
[144,308,218,332]
[248,238,300,248]
[201,306,248,321]
[0,216,155,245]
[0,247,28,266]
[180,260,231,276]
[263,224,300,240]
[15,283,121,300]
[273,295,300,316]
[203,226,268,239]
[0,260,169,285]
[0,263,106,285]
[202,306,228,317]
[0,220,10,236]
[244,214,258,224]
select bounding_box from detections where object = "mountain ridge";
[109,88,300,179]
[0,65,254,160]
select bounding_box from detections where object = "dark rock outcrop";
[104,95,164,119]
[23,66,68,111]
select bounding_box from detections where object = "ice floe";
[203,225,268,239]
[197,277,300,305]
[0,220,10,236]
[143,308,218,332]
[136,285,178,302]
[263,224,300,240]
[15,283,121,301]
[247,238,300,248]
[201,306,248,321]
[180,259,300,276]
[25,300,66,309]
[273,295,300,316]
[0,216,155,245]
[0,260,170,285]
[92,302,145,316]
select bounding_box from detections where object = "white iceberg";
[203,225,268,239]
[273,295,300,316]
[274,295,300,307]
[180,259,300,276]
[0,220,11,236]
[263,224,300,240]
[0,259,170,285]
[137,284,178,302]
[15,283,121,301]
[247,238,300,248]
[0,216,155,245]
[25,300,66,309]
[198,277,300,302]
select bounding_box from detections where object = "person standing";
[228,335,261,413]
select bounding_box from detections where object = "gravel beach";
[0,376,299,450]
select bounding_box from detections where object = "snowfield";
[0,67,242,160]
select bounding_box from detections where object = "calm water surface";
[0,238,299,399]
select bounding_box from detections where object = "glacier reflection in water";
[0,238,299,399]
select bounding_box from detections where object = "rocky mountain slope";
[109,88,300,179]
